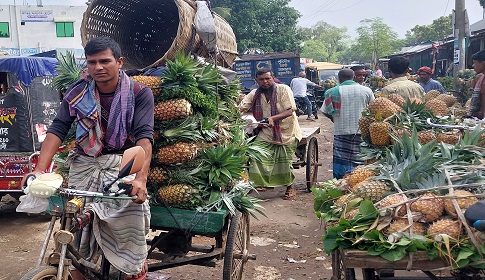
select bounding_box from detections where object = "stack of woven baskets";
[81,0,238,69]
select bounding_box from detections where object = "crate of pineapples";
[313,92,485,271]
[133,52,266,226]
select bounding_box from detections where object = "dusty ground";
[0,115,336,280]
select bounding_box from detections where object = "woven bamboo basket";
[81,0,237,69]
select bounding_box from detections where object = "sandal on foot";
[255,187,268,191]
[283,187,296,200]
[123,259,148,280]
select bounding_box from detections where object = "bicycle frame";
[38,193,109,279]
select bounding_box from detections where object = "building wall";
[0,5,86,56]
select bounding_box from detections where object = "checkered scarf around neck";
[64,70,135,156]
[251,84,283,143]
[323,80,356,116]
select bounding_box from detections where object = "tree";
[300,21,349,63]
[211,0,302,53]
[404,15,452,45]
[354,18,399,67]
[479,0,485,8]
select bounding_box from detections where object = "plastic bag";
[195,1,217,53]
[16,186,49,214]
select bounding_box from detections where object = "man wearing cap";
[381,56,424,99]
[417,66,445,93]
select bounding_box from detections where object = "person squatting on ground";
[468,50,485,119]
[238,69,302,200]
[417,66,446,93]
[21,36,154,280]
[321,68,374,179]
[381,56,425,99]
[290,71,318,121]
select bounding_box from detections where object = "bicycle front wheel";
[20,266,63,280]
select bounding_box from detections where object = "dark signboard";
[0,90,30,152]
[273,58,295,77]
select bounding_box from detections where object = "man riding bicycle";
[21,36,154,280]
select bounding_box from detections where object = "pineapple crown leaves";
[52,51,85,93]
[198,181,267,219]
[195,63,223,95]
[162,52,199,89]
[414,171,447,190]
[437,142,485,165]
[160,117,205,144]
[460,127,484,146]
[195,145,247,189]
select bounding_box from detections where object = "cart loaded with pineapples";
[312,90,485,279]
[52,52,265,279]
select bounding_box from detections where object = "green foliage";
[52,51,84,93]
[300,21,349,63]
[195,145,248,190]
[312,179,345,223]
[211,0,302,52]
[437,76,453,92]
[354,18,399,66]
[404,15,452,45]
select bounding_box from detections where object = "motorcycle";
[295,88,320,119]
[20,146,145,280]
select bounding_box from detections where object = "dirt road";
[0,115,335,280]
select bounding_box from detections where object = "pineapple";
[369,121,392,146]
[156,142,197,164]
[443,190,478,217]
[390,128,410,144]
[465,98,471,108]
[424,99,449,116]
[368,97,401,119]
[157,184,200,208]
[344,209,359,220]
[417,130,437,144]
[334,193,355,208]
[154,99,193,121]
[409,97,423,104]
[131,75,162,95]
[410,193,444,222]
[352,179,391,202]
[386,219,425,236]
[424,90,441,102]
[387,94,405,107]
[147,166,166,185]
[358,116,375,139]
[434,94,457,107]
[378,194,407,216]
[347,165,375,188]
[427,219,462,239]
[436,132,460,145]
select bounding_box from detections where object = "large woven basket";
[81,0,237,69]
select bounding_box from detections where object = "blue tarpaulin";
[0,57,58,86]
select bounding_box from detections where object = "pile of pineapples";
[317,90,485,266]
[359,90,475,155]
[368,75,388,91]
[132,52,258,211]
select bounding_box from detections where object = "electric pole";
[453,0,466,90]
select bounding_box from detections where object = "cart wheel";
[20,266,60,280]
[331,250,355,280]
[306,137,319,192]
[223,211,252,280]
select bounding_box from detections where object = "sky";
[5,0,485,39]
[289,0,485,38]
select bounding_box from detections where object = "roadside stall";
[313,92,485,280]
